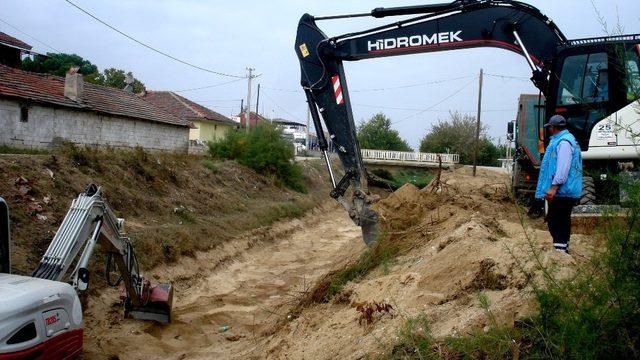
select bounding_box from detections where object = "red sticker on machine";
[332,75,344,105]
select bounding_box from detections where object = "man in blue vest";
[535,115,583,253]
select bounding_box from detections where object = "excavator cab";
[0,198,9,274]
[546,41,640,203]
[548,41,640,151]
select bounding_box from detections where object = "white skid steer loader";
[0,184,172,359]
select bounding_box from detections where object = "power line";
[392,77,478,124]
[353,103,515,113]
[352,74,476,92]
[261,74,477,94]
[0,18,61,52]
[485,73,531,81]
[260,89,303,122]
[195,104,237,109]
[192,98,243,103]
[261,86,299,93]
[173,78,245,92]
[63,0,245,79]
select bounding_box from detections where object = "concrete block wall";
[0,99,189,153]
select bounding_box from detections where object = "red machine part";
[0,329,82,360]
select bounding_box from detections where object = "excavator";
[0,185,172,359]
[295,0,640,244]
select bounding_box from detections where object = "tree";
[22,53,98,77]
[22,53,146,93]
[419,111,500,166]
[357,113,412,151]
[86,68,146,93]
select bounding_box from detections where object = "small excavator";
[0,185,172,359]
[295,0,640,244]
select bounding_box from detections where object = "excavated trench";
[83,167,596,360]
[83,203,364,359]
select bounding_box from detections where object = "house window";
[20,105,29,122]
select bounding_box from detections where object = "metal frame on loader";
[295,1,640,243]
[0,185,172,359]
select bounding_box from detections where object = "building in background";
[143,91,237,146]
[272,118,308,150]
[0,32,36,68]
[235,111,269,128]
[0,64,191,152]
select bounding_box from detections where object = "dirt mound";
[261,167,597,359]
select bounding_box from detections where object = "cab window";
[557,52,609,105]
[624,47,640,101]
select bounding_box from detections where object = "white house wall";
[0,99,189,153]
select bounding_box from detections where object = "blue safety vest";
[535,129,582,199]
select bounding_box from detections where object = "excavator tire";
[580,176,596,205]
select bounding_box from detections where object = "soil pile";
[262,167,597,359]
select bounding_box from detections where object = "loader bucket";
[123,282,173,323]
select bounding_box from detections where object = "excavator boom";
[296,0,566,244]
[32,184,172,323]
[295,0,639,244]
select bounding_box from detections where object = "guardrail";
[360,149,460,164]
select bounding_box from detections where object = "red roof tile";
[0,32,32,51]
[0,64,189,127]
[143,91,237,126]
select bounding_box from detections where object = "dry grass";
[1,145,330,280]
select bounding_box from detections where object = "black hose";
[105,252,122,286]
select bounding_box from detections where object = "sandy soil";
[83,203,364,359]
[260,167,596,359]
[83,167,597,359]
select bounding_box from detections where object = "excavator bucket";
[360,205,380,246]
[122,281,173,323]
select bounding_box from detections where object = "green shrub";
[313,232,399,302]
[384,315,438,360]
[0,145,49,155]
[391,170,433,189]
[58,142,102,171]
[371,168,394,180]
[202,159,219,173]
[521,179,640,358]
[209,124,307,192]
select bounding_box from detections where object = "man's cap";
[544,114,567,128]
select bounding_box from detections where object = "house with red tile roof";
[0,64,191,152]
[0,31,35,68]
[236,111,269,128]
[143,91,237,144]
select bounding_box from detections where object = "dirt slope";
[1,149,330,277]
[261,167,596,359]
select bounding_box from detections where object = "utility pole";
[245,67,255,133]
[255,83,261,116]
[472,68,483,177]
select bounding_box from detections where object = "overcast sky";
[2,0,639,148]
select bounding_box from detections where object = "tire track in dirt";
[83,204,364,359]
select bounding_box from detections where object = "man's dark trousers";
[547,197,577,252]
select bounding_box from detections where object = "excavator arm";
[32,184,172,323]
[295,0,567,244]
